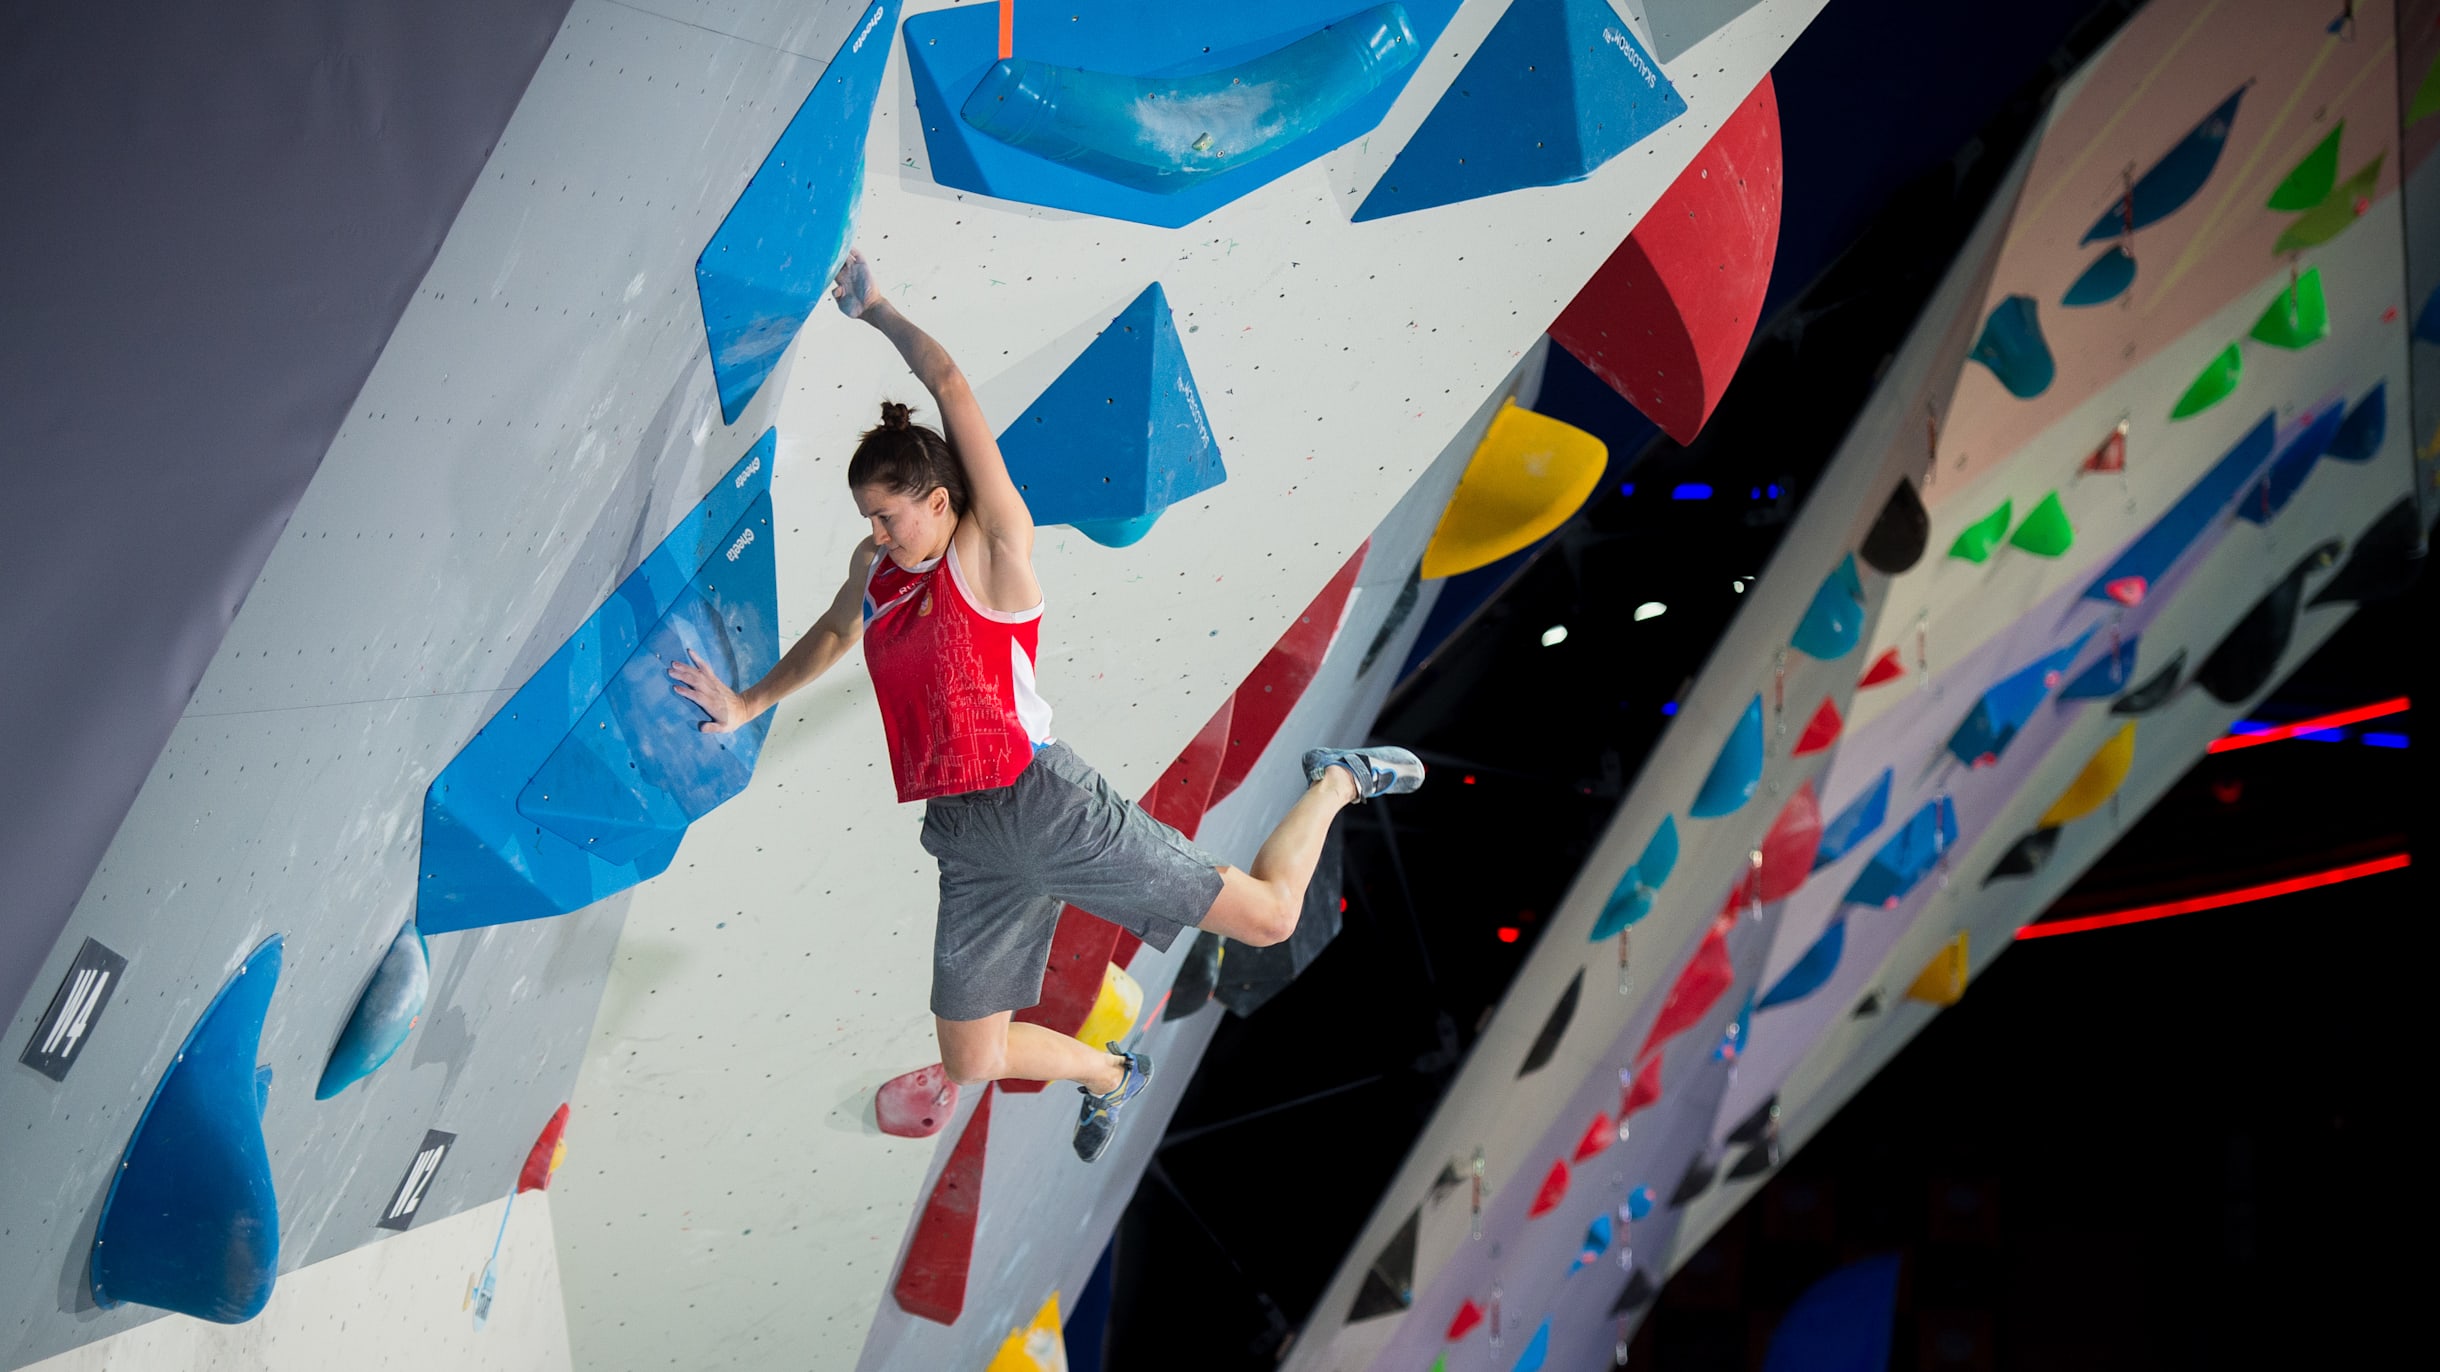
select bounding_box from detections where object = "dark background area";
[1103,0,2431,1365]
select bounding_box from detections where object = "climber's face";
[857,483,954,568]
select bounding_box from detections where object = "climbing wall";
[1285,2,2425,1369]
[1,2,1832,1370]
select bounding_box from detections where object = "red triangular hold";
[517,1103,571,1193]
[1573,1112,1615,1162]
[2104,576,2147,606]
[1210,543,1368,808]
[1448,1298,1485,1342]
[1143,695,1234,842]
[876,1064,961,1139]
[1620,1054,1663,1116]
[2082,426,2127,475]
[1528,1158,1571,1217]
[1755,781,1822,904]
[1003,907,1122,1095]
[1859,648,1905,688]
[1639,916,1736,1060]
[894,1086,993,1326]
[1793,698,1842,755]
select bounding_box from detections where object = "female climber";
[668,249,1424,1161]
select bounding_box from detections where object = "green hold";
[2248,267,2329,350]
[2007,491,2074,557]
[2267,124,2340,212]
[2170,343,2242,420]
[2414,52,2440,124]
[2273,154,2384,255]
[1948,498,2012,563]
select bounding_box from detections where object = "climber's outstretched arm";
[832,250,1035,553]
[670,538,880,733]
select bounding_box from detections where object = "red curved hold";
[1573,1112,1615,1162]
[1211,543,1369,808]
[1620,1053,1662,1116]
[1755,781,1822,904]
[1859,648,1905,688]
[518,1103,571,1193]
[894,1086,993,1326]
[877,1064,962,1139]
[1528,1158,1571,1217]
[1550,75,1782,445]
[1448,1298,1485,1341]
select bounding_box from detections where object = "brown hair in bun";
[848,400,966,516]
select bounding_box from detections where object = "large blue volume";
[1813,768,1892,870]
[1944,631,2090,767]
[999,283,1225,547]
[90,937,284,1323]
[1689,695,1765,818]
[315,917,430,1099]
[908,1,1461,228]
[697,1,900,422]
[2083,412,2275,601]
[961,6,1420,194]
[419,434,783,933]
[1758,915,1846,1010]
[2080,88,2243,244]
[1355,0,1686,221]
[2235,401,2346,525]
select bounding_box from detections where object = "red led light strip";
[2016,852,2412,940]
[2206,696,2410,753]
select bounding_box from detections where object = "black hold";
[1860,477,1930,576]
[1611,1269,1660,1315]
[1983,827,2061,885]
[1725,1096,1780,1147]
[1349,1207,1420,1320]
[1727,1136,1782,1180]
[1430,1161,1466,1205]
[1518,967,1586,1077]
[1215,829,1344,1015]
[2195,543,2337,704]
[2110,650,2187,715]
[1359,566,1425,675]
[1165,932,1224,1021]
[1853,990,1884,1019]
[2310,498,2425,607]
[1670,1153,1720,1206]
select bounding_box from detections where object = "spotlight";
[1541,625,1569,647]
[1633,602,1666,622]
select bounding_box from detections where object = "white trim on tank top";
[945,541,1044,624]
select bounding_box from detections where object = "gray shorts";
[918,739,1227,1021]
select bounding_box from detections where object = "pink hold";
[2105,576,2147,607]
[877,1064,961,1139]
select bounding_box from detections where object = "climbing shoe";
[1073,1044,1154,1164]
[1301,745,1426,802]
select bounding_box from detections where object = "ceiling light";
[1541,625,1569,646]
[1731,579,1745,593]
[1633,602,1666,621]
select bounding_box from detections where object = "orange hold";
[1549,76,1783,445]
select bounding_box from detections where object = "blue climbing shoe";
[1301,745,1426,802]
[1074,1045,1154,1164]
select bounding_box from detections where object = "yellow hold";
[2038,722,2135,827]
[1419,400,1607,579]
[985,1292,1069,1372]
[1074,963,1143,1050]
[1907,933,1969,1007]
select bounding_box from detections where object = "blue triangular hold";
[1690,696,1765,818]
[998,283,1226,547]
[1590,815,1679,941]
[1758,915,1846,1010]
[91,937,284,1323]
[1843,797,1957,909]
[2325,383,2386,462]
[2059,635,2140,700]
[2062,244,2136,306]
[316,918,431,1099]
[697,1,900,421]
[1945,632,2091,766]
[1791,554,1866,660]
[2081,88,2244,244]
[1969,295,2054,399]
[1813,768,1891,870]
[1354,0,1687,221]
[2236,402,2347,525]
[1511,1318,1554,1372]
[2085,412,2276,602]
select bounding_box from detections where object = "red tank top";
[862,540,1053,802]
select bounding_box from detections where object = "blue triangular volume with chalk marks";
[697,1,900,422]
[998,283,1226,547]
[1354,0,1686,221]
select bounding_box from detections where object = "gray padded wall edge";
[0,0,574,1029]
